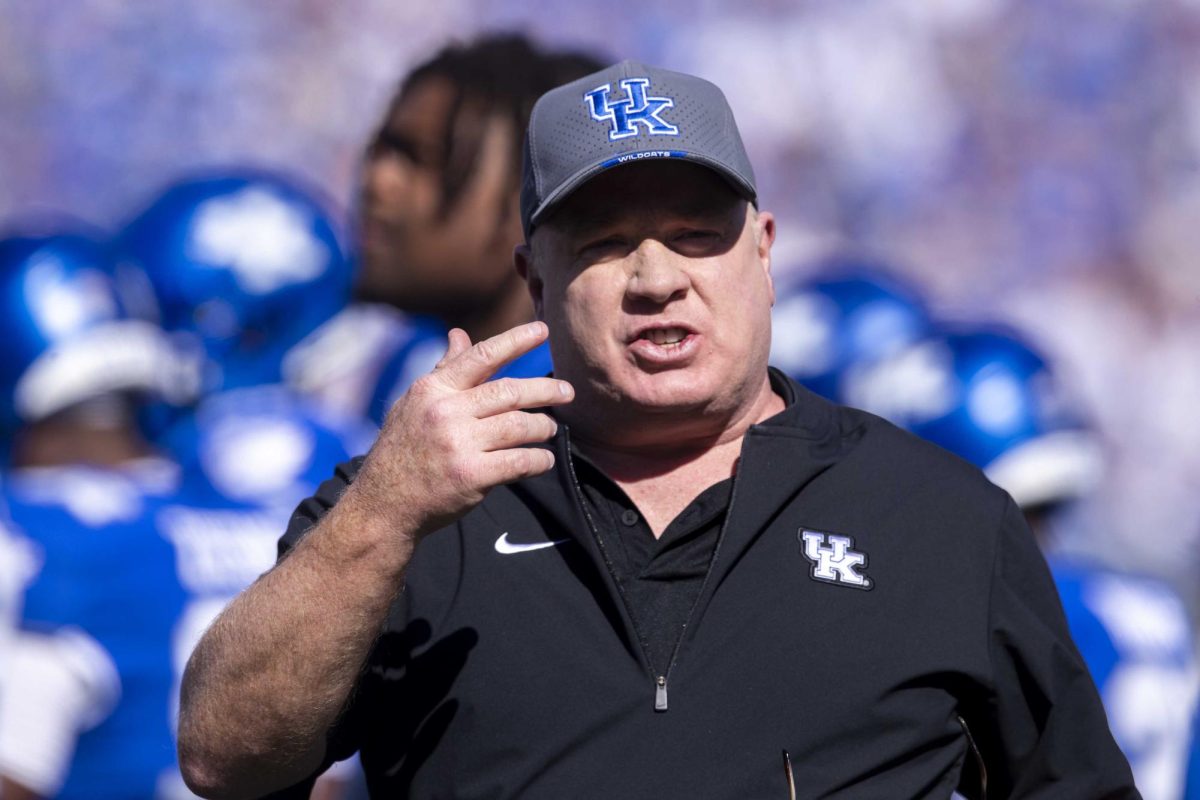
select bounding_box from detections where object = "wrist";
[308,480,419,579]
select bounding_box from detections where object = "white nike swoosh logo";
[494,532,569,555]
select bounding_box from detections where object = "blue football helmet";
[114,170,353,394]
[841,326,1103,509]
[0,228,196,431]
[770,258,931,401]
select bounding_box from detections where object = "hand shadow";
[360,619,479,792]
[256,619,477,800]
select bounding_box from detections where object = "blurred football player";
[0,216,361,799]
[286,33,606,424]
[769,255,932,402]
[114,169,375,496]
[0,227,196,464]
[114,170,374,797]
[0,225,197,799]
[844,326,1200,800]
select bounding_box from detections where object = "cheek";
[544,273,616,354]
[553,284,598,349]
[709,266,773,344]
[565,269,626,327]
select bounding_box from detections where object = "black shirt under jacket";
[573,449,732,682]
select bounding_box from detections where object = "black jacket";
[278,375,1137,799]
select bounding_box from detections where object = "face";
[357,77,523,317]
[518,161,776,432]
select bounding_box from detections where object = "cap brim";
[527,150,758,232]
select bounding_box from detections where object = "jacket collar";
[697,369,864,602]
[509,368,866,658]
[520,367,864,564]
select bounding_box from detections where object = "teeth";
[643,327,687,345]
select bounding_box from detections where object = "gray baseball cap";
[520,60,757,238]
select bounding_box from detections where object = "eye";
[368,131,439,169]
[578,236,627,257]
[671,229,723,254]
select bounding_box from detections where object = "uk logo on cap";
[584,78,680,141]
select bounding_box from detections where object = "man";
[178,61,1137,798]
[288,35,605,424]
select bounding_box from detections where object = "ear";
[754,210,777,306]
[514,242,544,320]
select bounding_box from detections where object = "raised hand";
[351,321,573,543]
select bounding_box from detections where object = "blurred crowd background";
[5,0,1200,594]
[2,0,1199,797]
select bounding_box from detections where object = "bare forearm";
[177,323,570,798]
[177,484,414,799]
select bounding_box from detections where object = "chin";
[616,368,730,414]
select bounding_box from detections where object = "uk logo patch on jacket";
[798,529,873,590]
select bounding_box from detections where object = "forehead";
[542,160,746,237]
[386,76,458,136]
[384,77,507,146]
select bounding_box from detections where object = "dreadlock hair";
[387,33,606,220]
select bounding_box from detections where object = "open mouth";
[628,325,699,365]
[638,327,690,346]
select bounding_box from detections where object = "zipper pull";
[655,675,668,711]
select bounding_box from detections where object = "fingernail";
[558,382,573,398]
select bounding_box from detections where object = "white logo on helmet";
[187,187,330,295]
[842,340,956,424]
[770,292,838,377]
[966,365,1025,436]
[23,256,118,339]
[200,414,316,502]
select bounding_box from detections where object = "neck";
[567,375,784,483]
[569,381,783,538]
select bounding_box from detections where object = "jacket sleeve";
[276,456,365,561]
[969,496,1140,799]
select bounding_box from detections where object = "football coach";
[177,60,1138,799]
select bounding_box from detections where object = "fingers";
[468,377,574,418]
[478,411,558,452]
[435,321,550,389]
[477,447,557,485]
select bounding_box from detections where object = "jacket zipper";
[563,432,664,707]
[563,426,748,713]
[652,455,745,711]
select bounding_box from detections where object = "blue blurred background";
[3,0,1196,602]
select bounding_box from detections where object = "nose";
[361,150,413,210]
[626,239,690,305]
